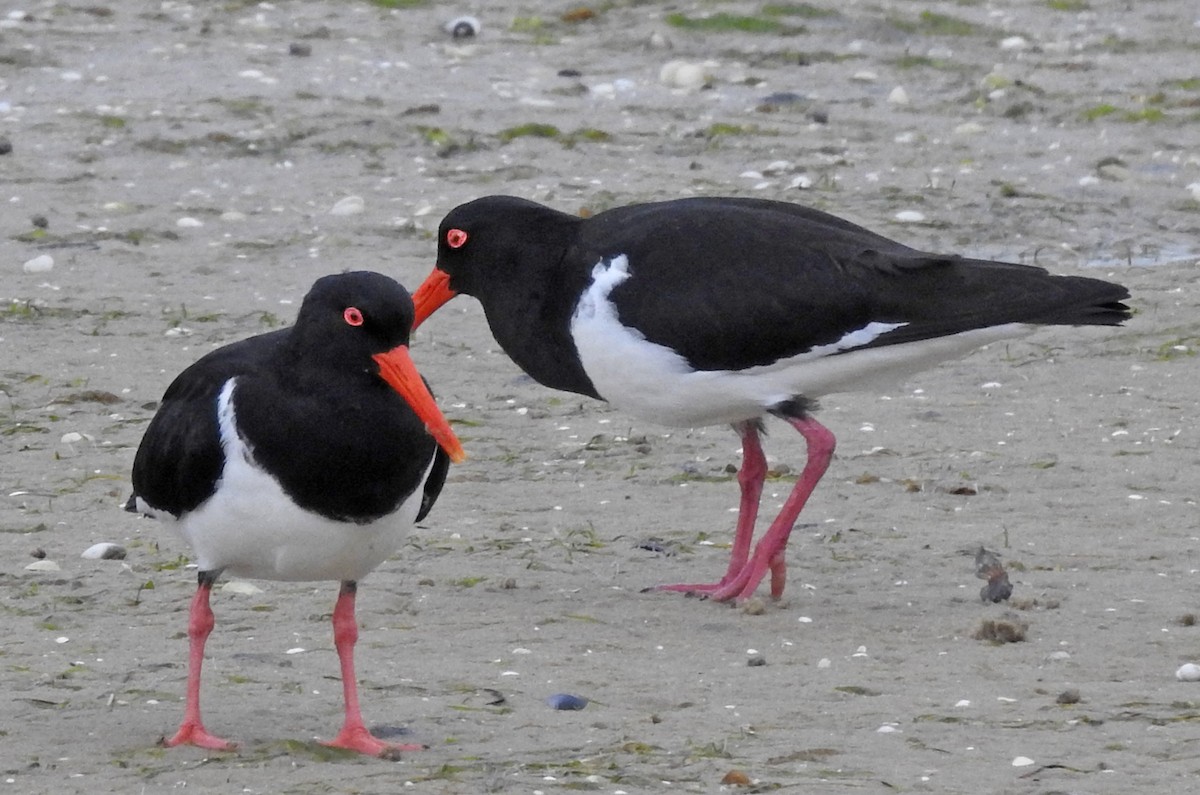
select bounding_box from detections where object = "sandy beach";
[2,1,1199,792]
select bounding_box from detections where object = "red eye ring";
[446,228,468,249]
[343,307,364,326]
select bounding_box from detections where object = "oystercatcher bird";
[411,195,1131,603]
[127,271,465,757]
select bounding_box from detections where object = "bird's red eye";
[344,307,364,326]
[446,228,468,249]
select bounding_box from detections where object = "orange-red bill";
[372,345,466,464]
[411,268,456,330]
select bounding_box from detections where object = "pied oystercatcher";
[411,195,1131,603]
[127,271,465,757]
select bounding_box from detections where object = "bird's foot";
[323,725,426,760]
[163,720,237,752]
[643,580,764,604]
[642,581,729,598]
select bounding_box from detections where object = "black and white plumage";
[127,270,464,757]
[410,195,1130,603]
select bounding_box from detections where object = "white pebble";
[60,432,84,444]
[955,699,971,707]
[851,70,878,82]
[1176,663,1200,682]
[1079,175,1100,187]
[659,60,709,91]
[954,122,985,136]
[176,217,203,228]
[22,254,54,273]
[1186,182,1200,200]
[1000,36,1029,51]
[1012,756,1035,767]
[1046,650,1071,662]
[817,658,831,668]
[894,210,926,223]
[876,724,900,733]
[887,86,909,105]
[220,210,247,222]
[788,175,813,189]
[221,580,264,595]
[81,542,125,560]
[330,195,365,216]
[25,560,61,572]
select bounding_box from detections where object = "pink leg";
[323,581,424,759]
[708,416,836,603]
[649,421,767,595]
[164,572,236,751]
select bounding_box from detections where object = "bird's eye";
[343,307,364,326]
[446,228,468,249]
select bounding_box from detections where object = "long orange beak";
[411,268,457,331]
[372,344,466,464]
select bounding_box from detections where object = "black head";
[290,271,416,364]
[434,195,580,297]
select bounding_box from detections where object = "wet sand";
[2,1,1199,792]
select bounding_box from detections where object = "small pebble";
[1176,663,1200,682]
[741,597,766,615]
[887,86,909,105]
[894,210,926,223]
[176,217,204,228]
[31,214,48,229]
[1000,36,1029,51]
[22,254,54,273]
[25,560,61,572]
[660,60,709,91]
[747,655,767,667]
[444,15,480,39]
[0,137,12,155]
[1012,756,1035,767]
[1055,689,1081,704]
[82,542,126,560]
[721,769,751,786]
[545,693,588,710]
[288,42,311,57]
[221,580,264,595]
[330,195,365,216]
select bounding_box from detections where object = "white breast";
[170,379,427,582]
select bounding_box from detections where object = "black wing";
[582,198,1129,373]
[128,330,288,517]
